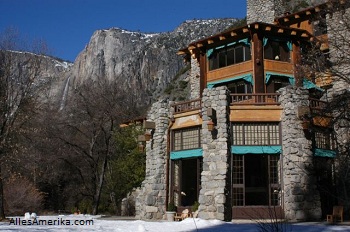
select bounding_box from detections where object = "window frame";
[232,122,281,146]
[172,126,202,151]
[208,43,252,71]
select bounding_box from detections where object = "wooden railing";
[230,93,281,105]
[309,98,328,115]
[172,98,202,114]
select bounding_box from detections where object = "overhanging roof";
[274,0,348,26]
[178,22,315,56]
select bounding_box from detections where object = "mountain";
[67,19,241,107]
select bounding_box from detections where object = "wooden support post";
[293,42,303,87]
[252,32,265,94]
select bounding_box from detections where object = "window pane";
[173,127,201,151]
[218,50,226,68]
[227,47,235,66]
[232,123,280,145]
[244,46,251,61]
[235,46,244,63]
[209,52,218,70]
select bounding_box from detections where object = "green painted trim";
[170,148,203,160]
[231,145,281,155]
[207,73,253,89]
[314,148,336,158]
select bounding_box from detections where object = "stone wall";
[189,58,201,100]
[135,99,170,220]
[247,0,286,24]
[198,86,231,220]
[279,86,322,221]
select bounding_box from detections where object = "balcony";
[230,93,281,106]
[172,98,202,115]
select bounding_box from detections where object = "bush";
[4,175,44,216]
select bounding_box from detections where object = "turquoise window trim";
[207,38,251,58]
[207,73,253,89]
[303,79,324,91]
[265,72,324,91]
[314,148,336,158]
[265,72,295,85]
[231,145,281,155]
[263,37,292,51]
[170,148,203,160]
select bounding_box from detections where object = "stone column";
[135,99,170,220]
[198,86,231,220]
[280,86,322,221]
[189,58,201,100]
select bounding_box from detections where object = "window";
[266,76,290,93]
[314,130,336,150]
[209,44,251,70]
[232,155,280,206]
[228,81,252,94]
[264,40,290,62]
[232,123,281,146]
[173,127,201,151]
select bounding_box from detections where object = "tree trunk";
[92,154,108,215]
[0,166,6,220]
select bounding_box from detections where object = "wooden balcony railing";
[230,93,281,105]
[309,98,328,114]
[172,98,202,114]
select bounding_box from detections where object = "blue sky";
[0,0,246,62]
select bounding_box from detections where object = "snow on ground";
[0,214,349,232]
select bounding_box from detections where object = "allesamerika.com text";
[9,217,94,226]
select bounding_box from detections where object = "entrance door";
[244,155,269,205]
[232,154,282,218]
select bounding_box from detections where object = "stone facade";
[189,58,201,100]
[135,100,170,220]
[280,86,322,221]
[198,86,231,220]
[247,0,286,24]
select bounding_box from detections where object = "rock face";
[69,19,240,105]
[0,50,72,104]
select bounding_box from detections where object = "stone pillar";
[280,86,322,221]
[198,86,231,220]
[135,99,170,220]
[247,0,286,24]
[189,58,201,100]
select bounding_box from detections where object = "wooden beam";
[284,18,289,22]
[177,51,186,55]
[254,24,259,29]
[230,32,237,37]
[291,31,297,35]
[306,11,311,15]
[294,14,300,19]
[265,26,272,31]
[278,28,284,33]
[219,35,226,40]
[301,33,309,37]
[315,6,320,12]
[208,39,214,44]
[243,28,249,33]
[188,45,196,50]
[197,43,203,48]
